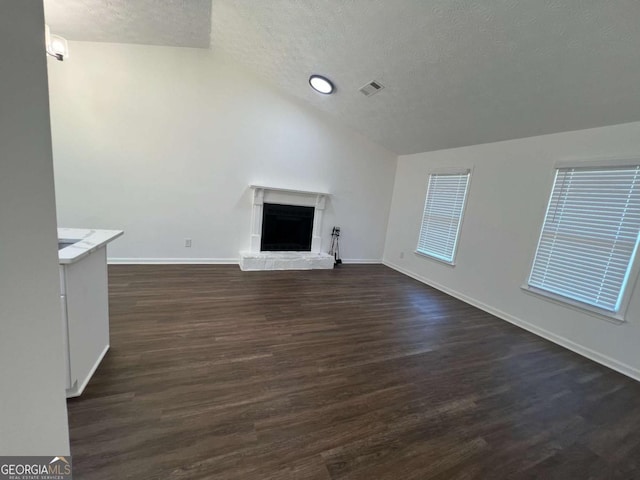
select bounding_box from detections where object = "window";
[528,164,640,316]
[416,170,470,264]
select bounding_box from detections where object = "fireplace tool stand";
[329,226,342,266]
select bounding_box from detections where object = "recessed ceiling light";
[309,75,334,94]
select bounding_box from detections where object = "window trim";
[414,249,457,266]
[522,157,640,323]
[415,167,472,266]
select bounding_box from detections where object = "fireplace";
[239,185,335,271]
[261,203,315,251]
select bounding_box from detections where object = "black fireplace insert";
[261,203,314,251]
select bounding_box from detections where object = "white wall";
[0,1,70,455]
[384,122,640,380]
[47,42,396,263]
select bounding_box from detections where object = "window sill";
[414,250,456,266]
[520,285,626,325]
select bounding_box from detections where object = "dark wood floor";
[67,265,640,479]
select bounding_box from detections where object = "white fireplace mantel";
[249,185,330,197]
[240,185,334,271]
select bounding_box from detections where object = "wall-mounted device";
[45,25,69,61]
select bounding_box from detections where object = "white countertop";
[58,228,123,265]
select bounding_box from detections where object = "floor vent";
[359,80,384,97]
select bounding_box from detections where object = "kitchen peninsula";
[58,228,123,397]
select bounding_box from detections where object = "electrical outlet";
[184,238,192,248]
[399,251,405,259]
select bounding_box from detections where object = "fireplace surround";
[239,185,335,271]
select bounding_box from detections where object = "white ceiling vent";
[359,80,384,97]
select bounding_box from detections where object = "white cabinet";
[60,246,111,397]
[57,228,123,398]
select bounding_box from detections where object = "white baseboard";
[66,344,110,398]
[383,260,640,383]
[108,258,239,265]
[340,259,382,264]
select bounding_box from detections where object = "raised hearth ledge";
[239,251,334,271]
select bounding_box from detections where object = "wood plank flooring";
[67,265,640,479]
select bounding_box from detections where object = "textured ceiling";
[44,0,211,48]
[44,1,640,154]
[211,1,640,154]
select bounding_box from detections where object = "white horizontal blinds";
[529,165,640,312]
[417,172,470,263]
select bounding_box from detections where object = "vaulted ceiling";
[44,0,640,155]
[44,0,212,48]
